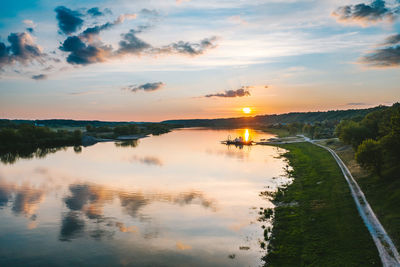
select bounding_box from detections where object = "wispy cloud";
[123,82,165,93]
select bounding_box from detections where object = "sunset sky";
[0,0,399,121]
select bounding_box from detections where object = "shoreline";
[262,142,380,266]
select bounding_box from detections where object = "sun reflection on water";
[244,129,250,142]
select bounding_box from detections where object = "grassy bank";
[259,127,290,137]
[318,139,400,251]
[263,142,380,266]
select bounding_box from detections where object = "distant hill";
[0,119,137,128]
[0,105,388,129]
[162,106,388,127]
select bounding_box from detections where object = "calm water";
[0,128,288,266]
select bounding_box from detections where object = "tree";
[355,139,383,176]
[336,120,370,149]
[86,125,93,132]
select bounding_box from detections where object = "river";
[0,128,288,266]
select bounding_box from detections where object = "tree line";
[336,103,400,178]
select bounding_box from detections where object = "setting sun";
[242,107,252,114]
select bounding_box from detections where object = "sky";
[0,0,399,121]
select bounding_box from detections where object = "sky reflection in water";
[0,128,288,266]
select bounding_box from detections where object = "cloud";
[116,29,151,55]
[0,32,45,69]
[59,16,217,66]
[157,36,218,56]
[383,33,400,45]
[205,87,251,98]
[87,7,111,17]
[140,8,159,16]
[360,33,400,67]
[361,45,400,67]
[32,74,47,80]
[123,82,165,93]
[23,20,36,33]
[115,13,137,24]
[332,0,397,25]
[59,36,112,65]
[55,6,84,34]
[80,13,137,41]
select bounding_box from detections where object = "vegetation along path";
[309,139,400,267]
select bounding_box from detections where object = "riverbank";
[263,142,380,266]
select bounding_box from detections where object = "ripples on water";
[0,128,289,266]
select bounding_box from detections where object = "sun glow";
[242,107,251,114]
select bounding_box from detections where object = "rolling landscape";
[1,0,400,266]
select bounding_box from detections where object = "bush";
[356,139,383,176]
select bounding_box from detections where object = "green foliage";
[336,102,400,178]
[336,120,370,149]
[163,105,387,127]
[356,139,383,176]
[142,123,172,135]
[0,124,82,154]
[86,125,112,133]
[264,143,380,266]
[113,124,140,136]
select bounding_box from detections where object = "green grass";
[260,127,290,137]
[319,139,400,250]
[263,142,380,266]
[356,173,400,251]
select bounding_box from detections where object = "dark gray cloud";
[361,33,400,67]
[81,22,115,40]
[383,33,400,45]
[55,6,84,34]
[361,45,400,67]
[32,74,47,80]
[124,82,165,93]
[59,17,217,65]
[59,36,112,65]
[116,29,151,55]
[333,0,397,24]
[205,88,251,98]
[26,27,34,33]
[87,7,112,17]
[80,13,137,40]
[0,32,45,69]
[157,36,218,56]
[8,32,43,62]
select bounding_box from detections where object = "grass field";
[263,142,381,266]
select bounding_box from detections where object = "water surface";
[0,128,287,266]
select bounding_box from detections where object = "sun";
[242,107,252,114]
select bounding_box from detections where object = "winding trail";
[305,137,400,267]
